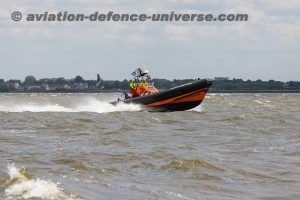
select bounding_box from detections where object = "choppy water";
[0,93,299,200]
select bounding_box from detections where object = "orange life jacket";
[130,82,159,97]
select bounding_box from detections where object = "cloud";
[162,0,300,46]
[0,0,299,81]
[1,0,299,44]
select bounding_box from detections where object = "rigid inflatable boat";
[111,79,213,112]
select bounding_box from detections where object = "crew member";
[129,67,158,97]
[129,80,139,97]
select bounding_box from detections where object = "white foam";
[0,97,141,113]
[0,104,72,112]
[8,165,27,181]
[5,178,61,199]
[254,99,276,108]
[5,165,79,200]
[73,98,141,113]
[188,105,205,113]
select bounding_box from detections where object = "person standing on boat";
[129,67,159,97]
[129,79,139,97]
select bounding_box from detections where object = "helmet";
[131,67,149,77]
[140,69,149,76]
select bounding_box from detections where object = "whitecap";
[5,165,80,200]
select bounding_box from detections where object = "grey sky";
[0,0,299,81]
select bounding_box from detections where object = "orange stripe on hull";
[146,89,207,107]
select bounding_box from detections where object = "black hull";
[144,101,203,112]
[111,79,213,112]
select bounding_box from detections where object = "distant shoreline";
[1,90,300,94]
[210,90,300,93]
[1,76,299,93]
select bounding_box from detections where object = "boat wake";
[188,105,205,113]
[3,165,80,200]
[0,98,141,113]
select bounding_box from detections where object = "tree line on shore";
[0,75,299,92]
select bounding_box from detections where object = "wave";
[161,159,225,172]
[4,165,80,200]
[0,97,141,113]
